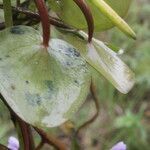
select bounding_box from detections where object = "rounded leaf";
[0,26,90,127]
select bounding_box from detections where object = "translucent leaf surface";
[0,26,90,127]
[86,40,135,94]
[52,28,135,93]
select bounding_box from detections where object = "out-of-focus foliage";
[89,0,150,149]
[70,0,150,149]
[0,0,149,149]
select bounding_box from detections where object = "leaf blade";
[0,26,90,128]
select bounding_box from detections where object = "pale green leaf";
[0,26,90,128]
[86,40,135,94]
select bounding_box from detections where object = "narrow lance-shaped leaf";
[0,26,90,128]
[82,32,135,93]
[91,0,136,39]
[86,40,135,94]
[80,31,135,93]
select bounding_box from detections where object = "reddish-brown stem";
[15,117,31,150]
[10,113,35,150]
[34,0,50,47]
[73,0,94,43]
[34,127,67,150]
[0,94,35,150]
[76,81,100,135]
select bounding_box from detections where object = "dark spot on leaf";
[25,92,41,106]
[67,47,80,57]
[73,50,80,57]
[11,85,15,90]
[45,80,54,91]
[0,58,2,61]
[74,80,79,85]
[10,26,25,34]
[25,80,29,84]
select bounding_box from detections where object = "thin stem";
[76,80,100,135]
[15,120,25,150]
[3,0,13,27]
[14,117,30,150]
[73,0,94,43]
[34,0,50,47]
[11,114,35,150]
[34,127,67,150]
[0,4,70,30]
[0,94,35,150]
[28,126,35,150]
[11,5,69,28]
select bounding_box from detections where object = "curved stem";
[76,80,100,135]
[0,94,35,150]
[11,114,35,150]
[3,0,13,27]
[34,127,67,150]
[12,5,69,29]
[14,116,31,150]
[35,0,50,47]
[73,0,94,43]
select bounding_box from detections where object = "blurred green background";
[0,0,150,149]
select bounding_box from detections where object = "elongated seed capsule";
[91,0,136,39]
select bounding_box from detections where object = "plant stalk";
[76,80,100,135]
[3,0,13,27]
[73,0,94,43]
[34,127,67,150]
[35,0,50,47]
[0,94,35,150]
